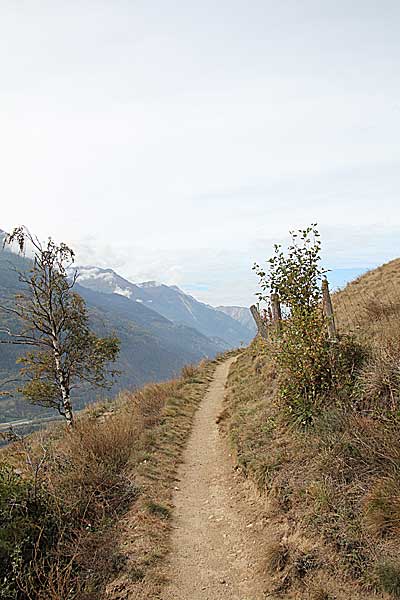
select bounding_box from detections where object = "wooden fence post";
[268,306,273,322]
[322,278,337,340]
[271,294,282,333]
[250,305,268,341]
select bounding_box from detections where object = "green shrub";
[276,319,364,424]
[254,225,365,425]
[0,464,58,598]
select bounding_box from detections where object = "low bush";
[0,412,140,599]
[0,464,59,598]
[274,315,364,425]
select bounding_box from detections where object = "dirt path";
[162,357,266,600]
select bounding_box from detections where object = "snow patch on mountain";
[114,286,132,298]
[76,266,114,283]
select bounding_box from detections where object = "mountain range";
[0,232,255,421]
[74,265,253,347]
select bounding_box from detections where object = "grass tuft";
[145,500,171,519]
[375,560,400,597]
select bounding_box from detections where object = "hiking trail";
[162,357,266,600]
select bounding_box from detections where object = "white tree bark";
[52,338,74,427]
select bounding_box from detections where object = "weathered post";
[250,305,268,341]
[268,306,273,322]
[271,293,282,333]
[322,278,337,340]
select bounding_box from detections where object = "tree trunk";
[62,395,74,428]
[52,341,74,427]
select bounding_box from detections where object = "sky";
[1,1,399,306]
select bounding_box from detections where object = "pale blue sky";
[1,1,399,305]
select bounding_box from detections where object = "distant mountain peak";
[72,265,134,300]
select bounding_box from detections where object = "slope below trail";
[162,357,266,600]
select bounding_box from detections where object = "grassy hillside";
[221,259,400,599]
[334,257,400,343]
[0,354,231,599]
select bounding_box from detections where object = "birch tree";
[0,226,119,427]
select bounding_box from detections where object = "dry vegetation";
[0,354,230,600]
[333,258,400,341]
[334,258,400,413]
[222,259,400,599]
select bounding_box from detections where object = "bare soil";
[162,357,267,600]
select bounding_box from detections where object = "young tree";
[253,225,362,425]
[0,226,120,427]
[253,224,326,316]
[253,225,332,423]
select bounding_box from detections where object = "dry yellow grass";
[333,258,400,412]
[222,259,400,599]
[333,257,400,343]
[0,354,232,599]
